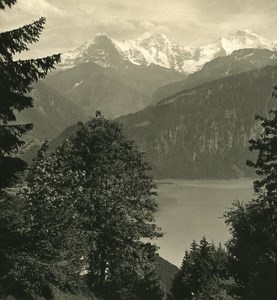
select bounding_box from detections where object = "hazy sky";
[1,0,277,57]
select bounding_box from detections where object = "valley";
[19,31,277,178]
[19,30,277,182]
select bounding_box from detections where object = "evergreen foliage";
[0,0,16,9]
[170,238,237,300]
[225,86,277,300]
[0,1,60,190]
[0,1,60,297]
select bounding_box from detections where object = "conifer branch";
[0,0,16,10]
[0,18,46,61]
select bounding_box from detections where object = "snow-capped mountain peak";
[137,32,172,44]
[219,29,275,55]
[60,30,277,73]
[113,32,194,70]
[77,32,114,51]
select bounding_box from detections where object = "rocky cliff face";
[118,66,277,179]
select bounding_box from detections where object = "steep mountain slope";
[16,81,86,142]
[43,62,183,118]
[155,256,179,294]
[118,65,277,179]
[60,30,277,73]
[153,48,277,103]
[103,60,185,96]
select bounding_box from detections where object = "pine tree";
[0,1,60,297]
[0,0,16,9]
[0,1,60,191]
[170,238,237,300]
[246,87,277,200]
[225,86,277,299]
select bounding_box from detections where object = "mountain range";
[42,30,277,119]
[21,30,277,179]
[60,30,277,73]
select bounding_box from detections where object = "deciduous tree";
[3,114,164,299]
[64,115,163,298]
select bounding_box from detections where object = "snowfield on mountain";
[60,30,277,73]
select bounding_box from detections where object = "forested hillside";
[119,65,277,178]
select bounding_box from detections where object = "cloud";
[1,0,277,56]
[0,0,68,31]
[18,0,65,17]
[138,21,170,34]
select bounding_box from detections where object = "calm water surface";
[154,179,254,267]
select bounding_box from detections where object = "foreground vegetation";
[1,0,277,299]
[1,114,166,299]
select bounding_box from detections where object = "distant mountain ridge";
[152,48,277,103]
[60,30,277,73]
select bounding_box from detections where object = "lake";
[154,179,254,267]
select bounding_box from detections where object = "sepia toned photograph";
[1,0,277,299]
